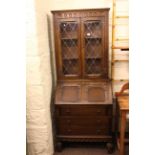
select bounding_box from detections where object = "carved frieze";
[53,9,109,18]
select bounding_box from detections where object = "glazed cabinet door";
[55,18,82,79]
[81,17,109,79]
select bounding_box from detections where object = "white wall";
[26,0,54,155]
[51,0,111,10]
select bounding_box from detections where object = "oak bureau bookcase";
[51,8,114,153]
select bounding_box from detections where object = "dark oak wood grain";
[51,9,114,153]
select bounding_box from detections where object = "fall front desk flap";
[55,81,113,105]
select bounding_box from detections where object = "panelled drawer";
[58,126,111,135]
[57,105,112,116]
[57,116,112,126]
[57,125,111,135]
[56,116,112,135]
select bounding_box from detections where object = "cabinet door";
[81,17,108,79]
[56,18,82,79]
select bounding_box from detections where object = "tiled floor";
[54,142,129,155]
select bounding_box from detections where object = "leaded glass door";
[58,18,81,79]
[81,17,107,78]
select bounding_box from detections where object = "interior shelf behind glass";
[85,38,102,59]
[85,59,102,75]
[61,39,79,60]
[63,59,79,75]
[60,22,78,39]
[84,20,102,38]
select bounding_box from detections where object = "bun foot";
[56,142,63,152]
[106,142,114,154]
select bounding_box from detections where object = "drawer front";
[57,116,112,126]
[57,125,111,135]
[57,105,112,116]
[56,116,112,135]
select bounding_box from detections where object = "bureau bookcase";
[51,8,114,153]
